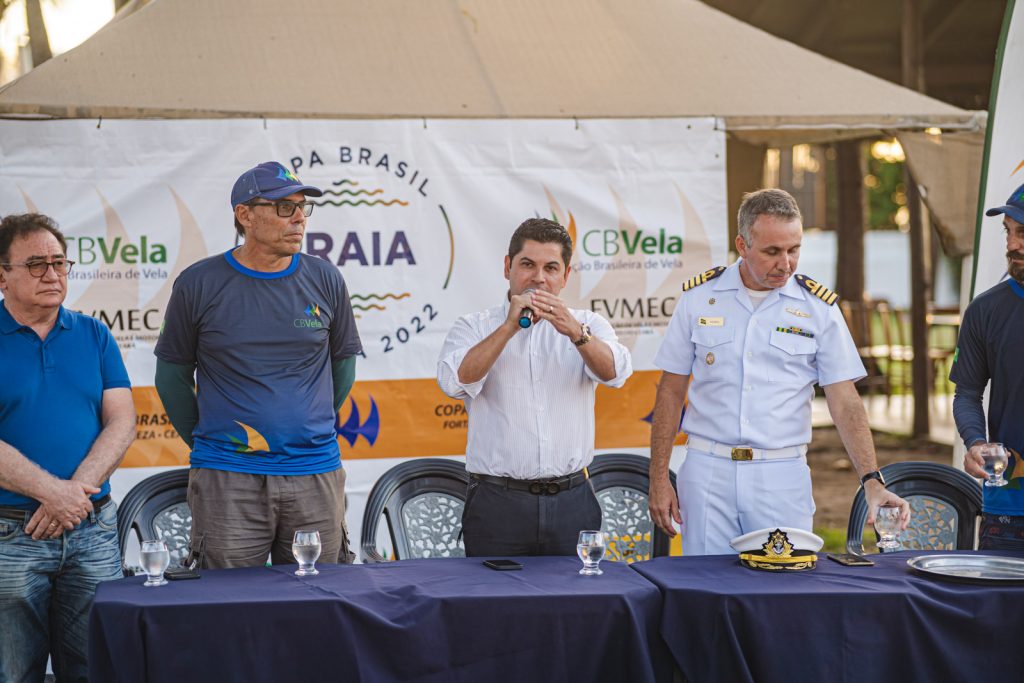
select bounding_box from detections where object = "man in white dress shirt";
[648,189,908,555]
[437,218,632,556]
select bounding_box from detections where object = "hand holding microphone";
[518,288,536,328]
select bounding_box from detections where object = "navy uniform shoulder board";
[681,266,726,292]
[794,274,840,306]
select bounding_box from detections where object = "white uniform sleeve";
[653,291,696,376]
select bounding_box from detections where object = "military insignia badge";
[785,307,810,318]
[705,352,715,365]
[794,274,840,306]
[709,298,716,305]
[730,527,823,572]
[682,266,726,292]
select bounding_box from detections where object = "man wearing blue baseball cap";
[155,161,363,568]
[951,182,1024,549]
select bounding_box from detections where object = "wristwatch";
[860,470,886,487]
[573,324,593,347]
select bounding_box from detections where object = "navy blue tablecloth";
[89,556,672,683]
[632,551,1024,683]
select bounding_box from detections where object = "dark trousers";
[979,513,1024,551]
[462,478,602,556]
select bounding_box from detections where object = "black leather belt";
[0,494,112,521]
[471,470,589,495]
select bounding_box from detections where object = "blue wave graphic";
[337,396,380,447]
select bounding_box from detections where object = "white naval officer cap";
[729,527,824,572]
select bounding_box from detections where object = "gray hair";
[736,189,802,244]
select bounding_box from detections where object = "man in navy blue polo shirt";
[952,183,1024,549]
[155,162,362,569]
[0,213,136,681]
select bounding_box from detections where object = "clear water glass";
[140,540,170,587]
[874,504,902,551]
[981,443,1009,487]
[292,530,322,576]
[577,530,606,576]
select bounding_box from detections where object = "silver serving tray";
[907,554,1024,584]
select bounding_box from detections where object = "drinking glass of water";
[981,443,1009,487]
[292,530,322,576]
[140,540,170,587]
[577,530,606,576]
[874,504,902,551]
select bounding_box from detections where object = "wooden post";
[902,0,930,436]
[835,140,865,302]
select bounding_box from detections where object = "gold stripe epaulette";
[681,266,726,292]
[794,274,840,306]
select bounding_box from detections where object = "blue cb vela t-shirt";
[155,251,362,475]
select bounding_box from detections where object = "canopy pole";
[902,0,931,437]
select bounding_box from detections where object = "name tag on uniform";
[698,316,724,327]
[775,326,814,338]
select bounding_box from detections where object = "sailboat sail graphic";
[230,421,271,454]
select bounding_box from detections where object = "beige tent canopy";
[0,0,984,251]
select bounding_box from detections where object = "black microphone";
[518,288,536,328]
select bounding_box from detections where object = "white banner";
[976,2,1024,295]
[0,117,726,553]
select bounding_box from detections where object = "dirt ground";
[808,426,952,530]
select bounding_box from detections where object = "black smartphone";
[164,566,201,580]
[483,559,523,571]
[827,552,875,567]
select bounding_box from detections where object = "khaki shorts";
[187,467,355,569]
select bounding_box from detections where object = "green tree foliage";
[865,153,906,232]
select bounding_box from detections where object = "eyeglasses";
[1,259,75,277]
[247,200,315,218]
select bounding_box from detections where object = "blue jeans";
[0,501,122,683]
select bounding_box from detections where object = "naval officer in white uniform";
[648,188,909,555]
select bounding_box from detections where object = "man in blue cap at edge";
[155,161,363,568]
[952,182,1024,549]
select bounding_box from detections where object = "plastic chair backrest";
[116,469,191,572]
[845,461,982,554]
[360,458,470,562]
[589,453,676,562]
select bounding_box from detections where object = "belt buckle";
[731,447,754,461]
[528,481,561,495]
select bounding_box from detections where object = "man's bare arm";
[457,322,519,384]
[26,387,135,539]
[70,387,136,488]
[823,380,909,528]
[649,372,689,536]
[0,441,98,539]
[456,292,534,384]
